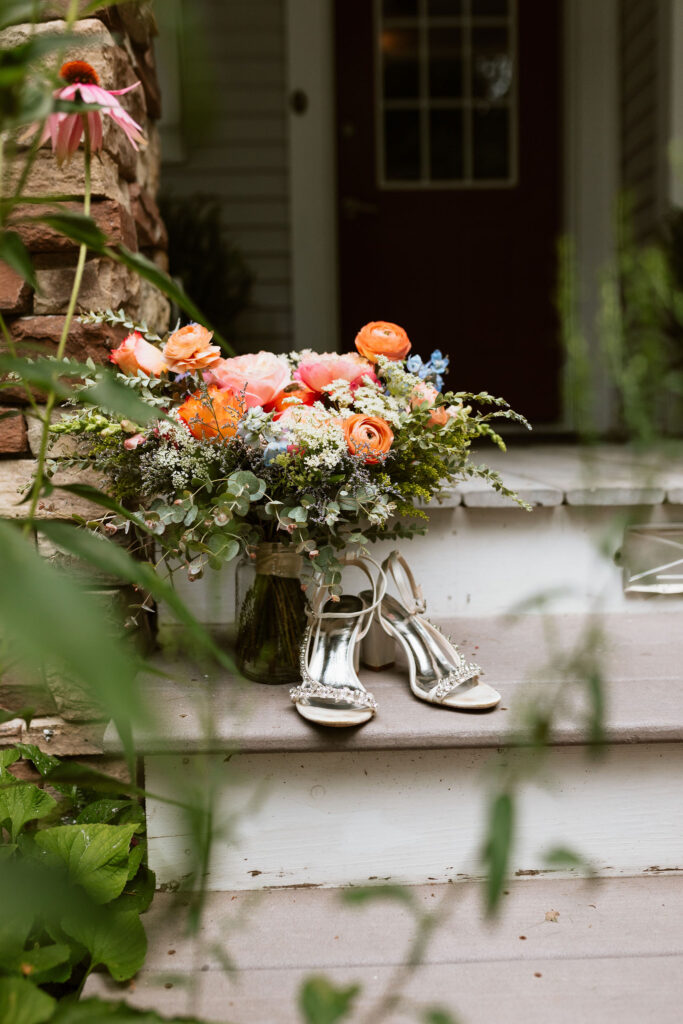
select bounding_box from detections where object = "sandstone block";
[0,459,104,520]
[0,262,32,314]
[136,123,161,195]
[33,256,140,316]
[137,277,171,334]
[10,149,129,208]
[0,18,113,51]
[27,408,79,459]
[0,409,28,453]
[13,200,137,254]
[129,183,167,249]
[132,43,162,120]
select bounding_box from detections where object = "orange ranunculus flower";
[177,386,244,440]
[267,383,316,415]
[355,321,411,363]
[342,414,394,463]
[410,381,449,427]
[110,331,167,376]
[162,323,222,374]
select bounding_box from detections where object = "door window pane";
[382,0,419,17]
[428,0,463,15]
[473,108,509,179]
[472,27,512,100]
[377,0,517,186]
[430,109,464,179]
[382,28,420,99]
[428,28,464,98]
[471,0,509,15]
[384,110,421,180]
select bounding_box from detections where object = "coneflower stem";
[23,129,92,534]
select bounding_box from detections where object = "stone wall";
[0,5,169,517]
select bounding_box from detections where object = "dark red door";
[335,0,562,423]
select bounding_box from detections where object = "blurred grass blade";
[482,791,514,915]
[0,521,147,766]
[37,520,234,669]
[31,211,107,249]
[299,977,360,1024]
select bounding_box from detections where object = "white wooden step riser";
[145,742,683,891]
[159,505,683,628]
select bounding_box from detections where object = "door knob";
[342,196,379,219]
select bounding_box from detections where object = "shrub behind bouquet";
[52,316,529,680]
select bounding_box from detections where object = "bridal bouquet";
[53,316,528,680]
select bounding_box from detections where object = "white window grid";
[374,0,519,190]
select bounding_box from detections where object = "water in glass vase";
[234,543,308,684]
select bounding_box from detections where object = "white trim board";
[145,742,683,891]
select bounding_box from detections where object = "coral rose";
[110,331,167,376]
[342,414,394,463]
[177,386,244,440]
[267,383,316,415]
[206,351,290,408]
[294,353,378,394]
[355,321,411,363]
[410,381,449,427]
[162,323,221,374]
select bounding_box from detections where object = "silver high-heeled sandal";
[361,551,500,711]
[289,555,387,727]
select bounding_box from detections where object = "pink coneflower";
[42,60,144,164]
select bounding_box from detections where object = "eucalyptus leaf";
[33,823,137,904]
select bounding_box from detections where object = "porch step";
[110,612,683,890]
[84,875,683,1023]
[158,444,683,626]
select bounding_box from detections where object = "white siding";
[619,0,666,240]
[160,0,292,352]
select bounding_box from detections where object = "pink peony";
[295,352,378,395]
[410,382,449,427]
[207,351,290,408]
[110,332,167,376]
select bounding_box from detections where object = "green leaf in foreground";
[0,231,38,291]
[482,791,514,915]
[0,782,56,841]
[299,976,360,1024]
[32,211,107,250]
[0,977,55,1024]
[62,907,146,982]
[38,521,233,669]
[0,521,146,764]
[34,823,138,904]
[342,884,418,909]
[52,996,208,1023]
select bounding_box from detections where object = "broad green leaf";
[0,521,146,764]
[0,2,38,31]
[32,211,107,250]
[4,943,72,986]
[62,908,146,981]
[111,864,155,916]
[75,799,137,826]
[299,977,360,1024]
[15,743,60,777]
[52,996,208,1023]
[0,231,38,291]
[125,839,145,881]
[0,749,20,769]
[482,792,514,915]
[77,375,167,425]
[0,783,56,842]
[37,521,233,669]
[0,978,55,1024]
[33,823,137,904]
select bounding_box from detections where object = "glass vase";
[234,542,308,684]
